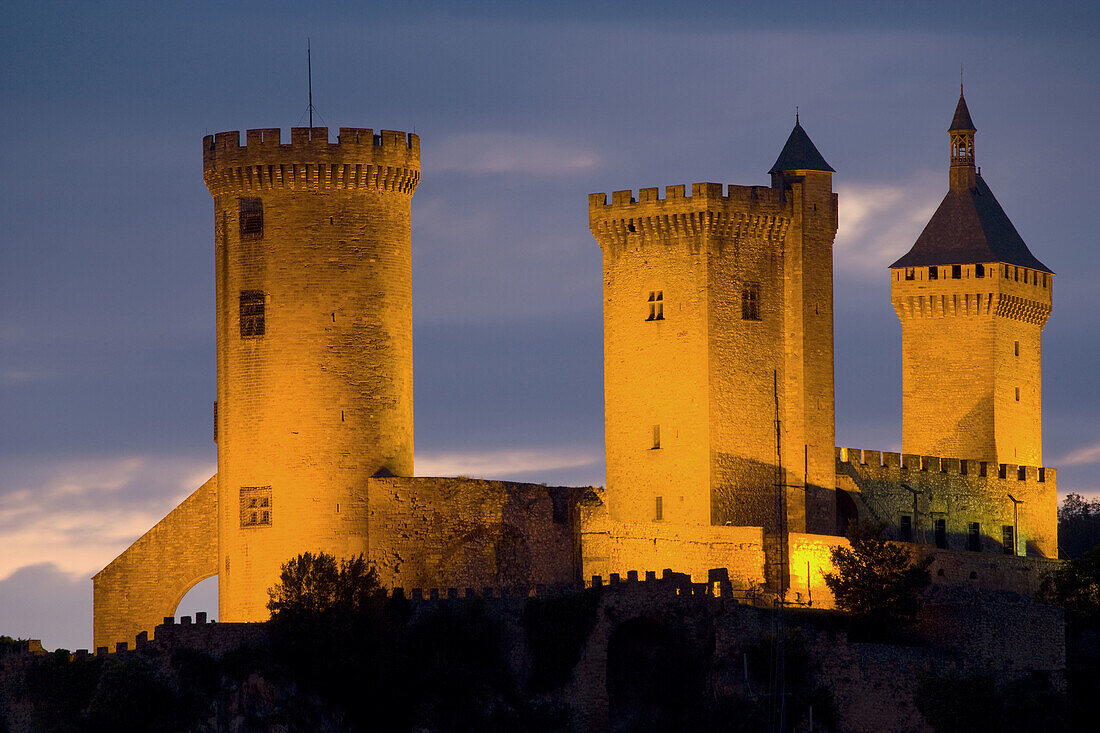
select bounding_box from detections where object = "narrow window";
[239,290,265,338]
[934,518,947,549]
[239,198,263,240]
[1014,267,1019,282]
[647,291,664,321]
[979,461,987,477]
[1042,273,1048,288]
[1014,340,1019,356]
[240,486,273,528]
[1002,525,1015,555]
[1018,466,1027,481]
[928,266,938,280]
[968,522,981,552]
[952,264,961,279]
[741,282,761,321]
[1015,387,1020,402]
[975,263,985,278]
[899,515,913,542]
[905,268,915,281]
[651,424,661,449]
[960,460,968,476]
[655,496,663,521]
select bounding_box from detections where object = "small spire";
[795,106,799,125]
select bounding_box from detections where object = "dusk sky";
[2,1,1098,651]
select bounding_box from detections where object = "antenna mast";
[308,39,314,129]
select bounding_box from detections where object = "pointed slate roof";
[889,174,1052,272]
[950,93,975,131]
[769,122,834,174]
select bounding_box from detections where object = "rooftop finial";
[795,106,799,125]
[960,64,964,95]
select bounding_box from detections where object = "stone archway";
[92,475,218,650]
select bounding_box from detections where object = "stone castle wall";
[367,476,589,591]
[92,475,218,650]
[836,447,1057,558]
[84,571,1063,733]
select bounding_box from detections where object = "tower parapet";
[589,183,790,245]
[203,127,419,195]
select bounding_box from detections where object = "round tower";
[203,126,420,621]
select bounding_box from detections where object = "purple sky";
[2,1,1098,651]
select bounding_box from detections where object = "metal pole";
[307,39,313,129]
[1008,494,1022,556]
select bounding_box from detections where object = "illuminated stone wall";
[836,447,1057,558]
[589,171,837,543]
[367,477,588,590]
[92,475,218,650]
[891,263,1051,466]
[203,127,419,622]
[578,488,766,588]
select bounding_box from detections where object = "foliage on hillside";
[822,521,932,636]
[1057,492,1100,559]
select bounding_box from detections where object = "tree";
[266,551,385,619]
[1057,493,1100,559]
[1039,544,1100,620]
[823,521,932,633]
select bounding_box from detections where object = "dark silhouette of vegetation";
[267,551,386,618]
[1039,544,1100,621]
[823,521,932,636]
[1057,492,1100,559]
[1039,544,1100,730]
[915,670,1066,733]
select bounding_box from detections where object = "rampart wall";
[52,569,1069,733]
[836,447,1057,558]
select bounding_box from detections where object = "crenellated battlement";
[203,127,420,196]
[588,182,791,245]
[835,446,1055,484]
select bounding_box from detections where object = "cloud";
[429,133,601,177]
[416,447,601,481]
[0,563,90,651]
[0,453,215,581]
[834,173,942,277]
[1060,440,1100,466]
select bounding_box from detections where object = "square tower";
[589,122,838,539]
[890,92,1052,466]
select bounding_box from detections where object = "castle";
[92,90,1058,651]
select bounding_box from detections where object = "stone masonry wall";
[367,476,589,591]
[92,475,218,650]
[837,447,1057,558]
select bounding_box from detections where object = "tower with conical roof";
[588,118,838,590]
[891,90,1052,466]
